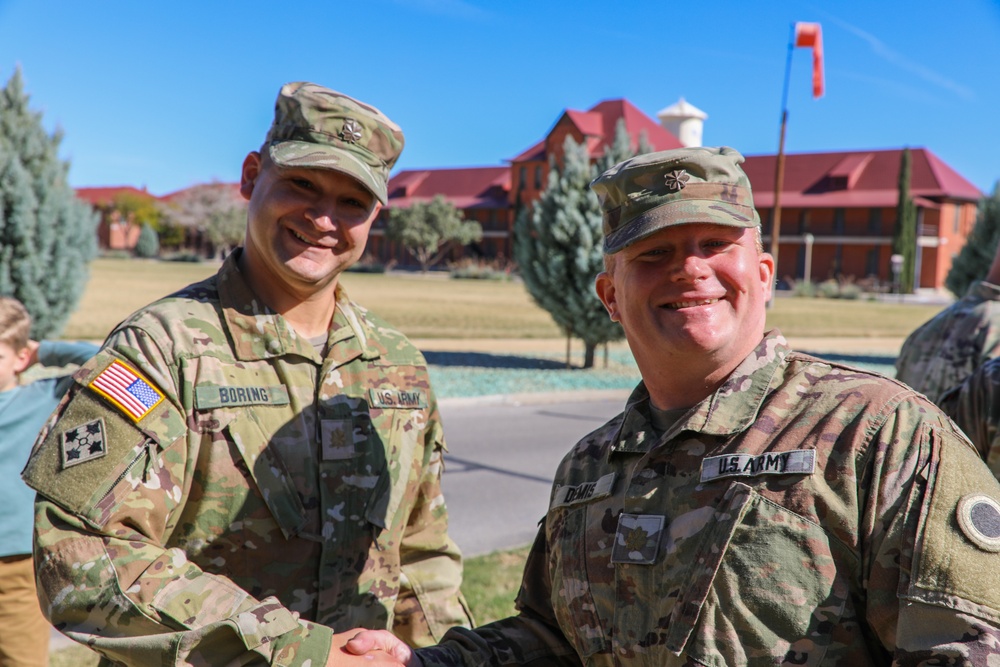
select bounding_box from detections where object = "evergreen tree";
[134,222,160,258]
[0,68,97,338]
[891,148,918,293]
[515,120,640,369]
[945,182,1000,298]
[385,195,482,272]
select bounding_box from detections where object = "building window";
[866,248,879,277]
[535,165,543,189]
[834,209,845,235]
[954,205,961,233]
[868,208,881,234]
[520,166,527,190]
[799,210,810,234]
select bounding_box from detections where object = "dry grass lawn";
[61,258,947,344]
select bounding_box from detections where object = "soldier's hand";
[329,630,408,665]
[344,630,422,666]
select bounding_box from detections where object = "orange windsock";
[794,22,825,98]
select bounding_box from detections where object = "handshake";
[334,630,423,666]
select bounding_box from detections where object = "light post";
[890,253,904,300]
[802,233,814,287]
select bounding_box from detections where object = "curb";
[439,388,631,408]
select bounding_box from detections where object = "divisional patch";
[957,494,1000,552]
[701,449,815,483]
[369,387,427,410]
[551,473,616,508]
[60,418,107,469]
[611,513,665,565]
[89,360,164,422]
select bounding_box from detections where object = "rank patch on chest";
[89,360,164,422]
[60,418,107,469]
[369,387,427,409]
[551,473,616,508]
[611,513,665,564]
[700,449,816,483]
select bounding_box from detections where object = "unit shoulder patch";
[957,494,1000,552]
[89,360,164,422]
[60,418,107,469]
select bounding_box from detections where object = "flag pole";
[768,23,796,307]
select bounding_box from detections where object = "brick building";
[383,97,982,290]
[75,97,983,291]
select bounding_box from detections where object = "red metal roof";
[509,98,684,163]
[74,186,155,206]
[160,182,241,203]
[387,166,510,210]
[743,148,982,208]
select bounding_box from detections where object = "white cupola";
[656,97,708,148]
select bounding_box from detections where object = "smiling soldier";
[22,82,470,666]
[348,147,1000,665]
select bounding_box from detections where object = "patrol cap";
[591,146,760,254]
[264,82,404,205]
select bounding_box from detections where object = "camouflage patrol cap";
[264,82,404,204]
[591,146,760,254]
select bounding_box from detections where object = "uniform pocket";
[670,483,848,667]
[548,504,609,658]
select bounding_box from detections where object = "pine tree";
[134,222,160,258]
[515,119,640,369]
[891,148,918,293]
[945,182,1000,298]
[0,68,97,338]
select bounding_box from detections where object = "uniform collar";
[610,330,789,455]
[969,281,1000,301]
[218,250,381,366]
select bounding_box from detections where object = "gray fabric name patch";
[369,388,427,409]
[195,385,290,409]
[551,473,616,508]
[700,450,816,483]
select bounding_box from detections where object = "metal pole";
[768,24,796,307]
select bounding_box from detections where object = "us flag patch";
[89,360,164,422]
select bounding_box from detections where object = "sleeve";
[392,391,474,647]
[23,327,333,666]
[415,524,581,667]
[36,340,100,368]
[938,360,1000,480]
[861,398,1000,663]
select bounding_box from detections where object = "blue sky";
[1,0,998,196]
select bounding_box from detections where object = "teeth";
[292,230,318,246]
[668,299,719,309]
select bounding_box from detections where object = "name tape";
[195,385,290,409]
[700,450,815,483]
[552,473,616,508]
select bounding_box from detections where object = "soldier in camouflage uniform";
[895,270,1000,404]
[348,147,1000,665]
[939,357,1000,481]
[21,82,471,666]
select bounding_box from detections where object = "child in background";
[0,296,98,667]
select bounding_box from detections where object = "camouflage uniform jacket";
[895,280,1000,403]
[22,252,471,666]
[418,331,1000,667]
[939,356,1000,481]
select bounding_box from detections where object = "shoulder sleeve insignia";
[957,494,1000,552]
[60,418,107,469]
[89,360,165,422]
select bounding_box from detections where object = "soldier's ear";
[596,272,620,322]
[240,152,262,201]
